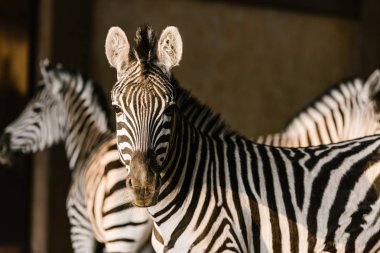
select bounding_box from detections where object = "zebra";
[0,60,153,253]
[106,24,380,253]
[255,69,380,147]
[0,59,238,252]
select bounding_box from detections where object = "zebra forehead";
[113,76,174,103]
[123,87,168,106]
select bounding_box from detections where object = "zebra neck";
[148,113,209,222]
[62,80,111,170]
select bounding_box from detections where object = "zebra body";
[106,25,380,252]
[255,71,380,147]
[150,128,380,253]
[0,61,153,253]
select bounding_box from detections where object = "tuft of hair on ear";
[133,24,157,64]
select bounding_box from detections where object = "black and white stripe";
[107,25,380,253]
[255,71,380,147]
[0,60,153,253]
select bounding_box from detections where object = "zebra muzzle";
[128,151,161,206]
[127,174,161,207]
[0,133,14,166]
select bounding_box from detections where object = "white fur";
[105,27,130,76]
[40,59,61,94]
[157,26,183,71]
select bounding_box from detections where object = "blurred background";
[0,0,379,252]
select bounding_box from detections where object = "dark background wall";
[0,0,34,252]
[1,0,380,252]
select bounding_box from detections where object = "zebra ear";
[157,26,182,71]
[40,59,61,94]
[105,26,130,76]
[366,69,380,98]
[40,58,51,77]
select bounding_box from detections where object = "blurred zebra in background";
[106,24,380,253]
[255,70,380,147]
[0,60,153,253]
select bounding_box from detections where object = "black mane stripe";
[131,24,158,63]
[53,65,113,131]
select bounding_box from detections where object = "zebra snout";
[127,176,154,191]
[0,132,13,166]
[127,175,159,207]
[0,132,11,152]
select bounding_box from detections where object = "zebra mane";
[128,25,236,136]
[283,76,364,130]
[127,25,235,136]
[172,78,238,137]
[131,24,157,64]
[41,63,113,131]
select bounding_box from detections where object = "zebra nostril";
[127,178,133,188]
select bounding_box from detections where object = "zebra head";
[361,69,380,135]
[339,69,380,141]
[0,60,67,165]
[106,25,182,207]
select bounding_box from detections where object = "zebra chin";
[133,191,159,207]
[0,153,14,166]
[0,148,24,167]
[127,187,160,207]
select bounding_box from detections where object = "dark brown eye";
[33,107,42,113]
[164,104,175,117]
[112,104,122,114]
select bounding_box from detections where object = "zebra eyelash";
[112,104,122,114]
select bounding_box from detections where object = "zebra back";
[255,70,380,147]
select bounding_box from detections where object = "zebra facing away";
[0,60,153,253]
[106,25,380,253]
[255,70,380,147]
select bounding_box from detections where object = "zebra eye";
[164,105,174,117]
[112,104,122,114]
[33,107,42,113]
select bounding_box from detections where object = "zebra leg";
[67,184,99,253]
[103,215,154,253]
[67,204,99,252]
